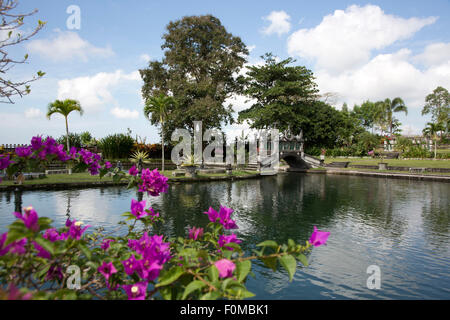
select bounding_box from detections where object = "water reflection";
[0,174,449,299]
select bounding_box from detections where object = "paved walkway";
[284,167,450,183]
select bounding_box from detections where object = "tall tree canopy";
[422,86,450,131]
[140,15,248,138]
[237,53,319,133]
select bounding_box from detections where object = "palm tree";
[375,97,408,137]
[143,94,176,172]
[47,99,84,151]
[423,122,444,159]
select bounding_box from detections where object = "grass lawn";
[329,167,450,176]
[324,157,450,168]
[0,170,259,186]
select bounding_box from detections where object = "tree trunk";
[161,119,165,173]
[65,116,72,175]
[434,138,437,159]
[65,116,70,151]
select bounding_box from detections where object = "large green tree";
[144,93,176,172]
[140,15,248,139]
[237,53,319,134]
[352,100,384,133]
[422,86,450,134]
[47,99,83,151]
[375,97,408,137]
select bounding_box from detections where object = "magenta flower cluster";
[204,206,238,230]
[138,168,169,197]
[0,136,110,179]
[130,199,160,220]
[95,232,172,300]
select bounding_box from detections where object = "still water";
[0,173,449,299]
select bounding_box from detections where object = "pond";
[0,173,449,299]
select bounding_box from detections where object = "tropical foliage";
[98,134,135,160]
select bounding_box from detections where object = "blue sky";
[1,0,449,144]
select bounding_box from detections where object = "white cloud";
[315,48,450,111]
[414,42,450,67]
[287,4,437,73]
[140,54,151,63]
[57,70,141,113]
[27,30,114,62]
[24,108,43,119]
[225,94,256,113]
[111,107,139,119]
[262,11,291,36]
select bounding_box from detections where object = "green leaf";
[260,256,277,272]
[200,291,220,300]
[236,260,251,282]
[256,240,278,249]
[278,254,297,282]
[296,254,309,267]
[156,266,184,287]
[181,280,206,300]
[35,237,55,256]
[5,230,26,246]
[77,243,92,260]
[208,265,219,283]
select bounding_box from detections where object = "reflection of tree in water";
[14,189,22,213]
[155,182,218,238]
[62,189,82,221]
[329,176,409,241]
[420,183,450,251]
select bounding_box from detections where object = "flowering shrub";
[0,136,330,300]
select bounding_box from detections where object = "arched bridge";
[259,138,324,170]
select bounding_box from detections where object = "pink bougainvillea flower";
[43,228,60,242]
[218,206,238,230]
[138,168,168,197]
[0,154,12,170]
[13,206,39,232]
[46,265,63,281]
[66,219,90,240]
[122,281,148,300]
[218,234,241,250]
[31,136,43,151]
[204,207,219,223]
[6,284,32,300]
[129,165,138,176]
[136,259,163,281]
[214,259,236,279]
[205,206,238,229]
[101,239,115,251]
[98,261,117,281]
[104,161,112,169]
[15,146,32,158]
[32,241,51,259]
[0,232,10,256]
[309,226,330,247]
[146,207,159,218]
[188,227,204,240]
[130,199,147,219]
[8,238,27,255]
[122,254,139,276]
